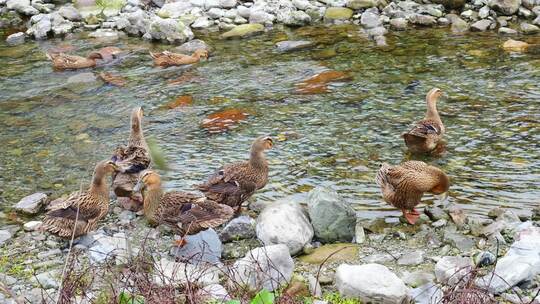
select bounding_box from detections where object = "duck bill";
[133,180,144,193]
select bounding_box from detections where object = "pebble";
[0,230,13,246]
[6,32,25,46]
[23,221,42,231]
[14,193,47,214]
[397,250,425,266]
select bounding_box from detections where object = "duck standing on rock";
[41,160,120,238]
[403,88,445,154]
[47,52,97,70]
[134,170,234,246]
[111,107,151,211]
[197,136,273,214]
[376,161,450,224]
[150,49,208,67]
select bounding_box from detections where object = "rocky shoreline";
[1,187,540,303]
[1,0,540,47]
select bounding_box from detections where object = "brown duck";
[111,107,151,211]
[150,49,208,67]
[376,161,450,224]
[46,52,96,70]
[403,88,445,154]
[197,136,273,213]
[41,160,119,238]
[134,170,234,246]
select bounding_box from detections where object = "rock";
[471,19,492,31]
[354,223,365,244]
[197,284,230,302]
[468,217,492,236]
[0,11,24,28]
[409,14,437,26]
[502,39,529,51]
[154,259,219,286]
[336,264,408,303]
[170,228,222,265]
[88,29,122,39]
[23,221,42,231]
[362,252,397,263]
[125,9,150,35]
[222,238,261,259]
[299,243,359,264]
[192,16,212,28]
[219,216,256,242]
[175,39,210,54]
[7,0,39,15]
[147,16,194,43]
[27,13,51,39]
[50,12,73,36]
[207,7,225,18]
[14,193,47,214]
[443,230,475,251]
[6,32,25,46]
[230,244,294,292]
[461,9,476,20]
[390,17,408,30]
[0,273,16,286]
[0,230,12,246]
[520,22,540,34]
[401,271,435,288]
[277,9,311,26]
[477,225,540,294]
[435,256,472,285]
[473,251,496,267]
[307,187,355,243]
[433,0,465,9]
[67,73,97,84]
[324,7,353,20]
[489,0,521,15]
[88,232,134,263]
[424,205,448,221]
[523,0,540,8]
[450,16,469,33]
[275,40,314,52]
[256,201,313,255]
[58,5,81,21]
[478,5,491,18]
[410,283,443,304]
[158,1,193,18]
[236,5,250,18]
[360,11,381,28]
[347,0,377,9]
[249,10,275,24]
[221,23,264,38]
[31,271,59,289]
[397,250,424,266]
[37,248,62,259]
[499,27,518,34]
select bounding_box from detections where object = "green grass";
[0,248,34,280]
[324,293,362,304]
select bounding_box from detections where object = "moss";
[0,248,34,280]
[324,293,362,304]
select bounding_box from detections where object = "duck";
[111,107,151,211]
[376,160,450,225]
[41,160,119,238]
[150,49,208,67]
[134,170,234,245]
[46,52,96,70]
[196,136,273,214]
[403,88,445,154]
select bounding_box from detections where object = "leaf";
[250,289,275,304]
[226,301,241,304]
[118,292,144,304]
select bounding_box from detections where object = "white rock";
[158,2,193,18]
[230,244,294,292]
[154,259,219,286]
[220,215,256,242]
[477,225,540,294]
[335,264,409,304]
[0,230,12,246]
[14,193,47,214]
[198,284,230,301]
[7,0,39,15]
[146,16,194,43]
[249,9,275,24]
[237,5,251,18]
[192,16,212,28]
[24,221,42,232]
[410,283,443,304]
[397,250,424,266]
[207,7,225,18]
[479,5,491,18]
[354,222,365,244]
[293,0,312,9]
[88,232,136,264]
[31,271,59,289]
[58,5,82,21]
[434,256,472,285]
[256,201,313,255]
[88,29,122,39]
[219,0,237,8]
[6,32,25,46]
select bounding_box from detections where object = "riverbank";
[1,188,540,303]
[1,0,540,47]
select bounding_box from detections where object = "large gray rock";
[347,0,378,9]
[146,16,194,44]
[448,14,469,33]
[50,12,74,36]
[336,264,409,303]
[154,259,219,286]
[477,224,540,294]
[249,10,275,24]
[125,10,150,35]
[230,244,294,291]
[170,228,222,265]
[277,9,311,26]
[361,11,382,28]
[410,283,443,304]
[471,19,492,31]
[521,22,540,34]
[275,40,314,52]
[256,201,313,255]
[409,14,437,26]
[307,187,355,243]
[6,32,25,46]
[88,232,135,264]
[31,271,59,289]
[489,0,521,15]
[14,193,47,214]
[157,1,193,18]
[390,18,408,30]
[219,216,256,242]
[0,230,12,246]
[7,0,39,15]
[26,13,52,39]
[58,5,81,21]
[435,256,472,285]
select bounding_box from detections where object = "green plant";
[118,292,145,304]
[95,0,126,10]
[324,292,362,304]
[251,289,275,304]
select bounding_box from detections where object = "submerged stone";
[299,243,359,264]
[220,23,264,38]
[324,7,354,20]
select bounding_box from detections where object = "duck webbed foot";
[402,208,420,225]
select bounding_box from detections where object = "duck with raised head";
[46,52,96,70]
[111,107,151,211]
[150,49,208,67]
[196,136,273,214]
[41,160,119,238]
[403,88,445,154]
[134,170,234,245]
[376,161,450,225]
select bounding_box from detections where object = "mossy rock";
[299,243,359,264]
[221,23,265,39]
[324,7,354,20]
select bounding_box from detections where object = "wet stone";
[275,40,314,52]
[424,205,448,221]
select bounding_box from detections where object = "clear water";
[1,25,539,220]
